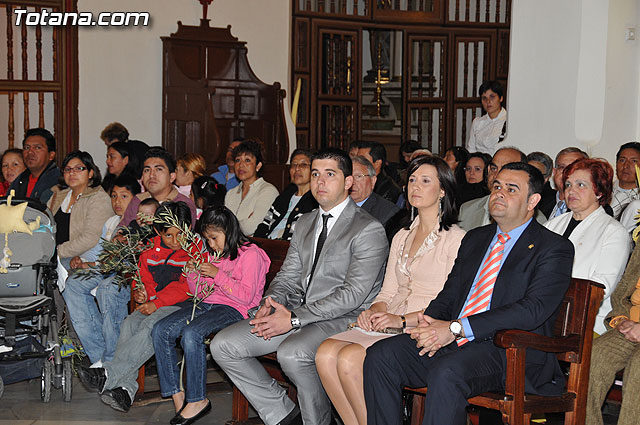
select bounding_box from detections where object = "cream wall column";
[77,0,292,171]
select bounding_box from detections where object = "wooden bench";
[405,278,604,425]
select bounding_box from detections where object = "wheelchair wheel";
[62,358,72,402]
[0,374,4,399]
[41,359,52,402]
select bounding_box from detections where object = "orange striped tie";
[457,233,510,347]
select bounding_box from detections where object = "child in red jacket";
[78,201,192,412]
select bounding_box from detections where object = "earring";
[438,197,444,224]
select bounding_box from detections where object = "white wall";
[77,0,292,172]
[507,0,639,164]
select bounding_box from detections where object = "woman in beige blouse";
[315,155,465,425]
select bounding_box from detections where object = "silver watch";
[290,311,301,329]
[449,320,463,339]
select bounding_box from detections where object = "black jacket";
[538,181,557,219]
[361,192,400,226]
[254,183,318,240]
[9,161,61,204]
[374,171,403,205]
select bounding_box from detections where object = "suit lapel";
[320,200,356,257]
[300,210,321,291]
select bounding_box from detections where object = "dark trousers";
[364,334,505,425]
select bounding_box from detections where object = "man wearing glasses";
[350,155,400,227]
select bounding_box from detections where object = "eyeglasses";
[290,162,310,169]
[63,166,88,174]
[353,173,371,181]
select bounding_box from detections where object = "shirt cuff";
[460,317,475,341]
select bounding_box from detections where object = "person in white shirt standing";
[611,141,640,219]
[466,81,507,155]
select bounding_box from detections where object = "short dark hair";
[363,141,387,165]
[478,80,504,99]
[23,128,56,152]
[198,205,250,260]
[140,197,160,210]
[526,151,553,179]
[616,142,640,161]
[111,173,141,196]
[108,141,139,177]
[60,150,102,188]
[143,147,176,174]
[100,122,129,143]
[348,140,368,151]
[311,148,352,177]
[153,201,192,233]
[290,148,313,163]
[563,158,614,206]
[499,162,544,197]
[405,155,459,231]
[400,140,421,155]
[191,176,227,210]
[232,139,265,167]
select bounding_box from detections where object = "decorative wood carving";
[162,22,289,172]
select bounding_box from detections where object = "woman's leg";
[337,343,368,425]
[618,344,640,425]
[316,338,359,425]
[180,303,243,418]
[151,306,193,409]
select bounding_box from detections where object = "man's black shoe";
[77,366,106,393]
[100,387,132,412]
[278,407,303,425]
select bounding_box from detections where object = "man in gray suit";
[211,149,389,425]
[459,147,545,231]
[350,155,400,226]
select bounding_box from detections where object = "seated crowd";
[3,104,640,425]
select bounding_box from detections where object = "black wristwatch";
[290,311,301,329]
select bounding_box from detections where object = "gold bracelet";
[401,315,407,329]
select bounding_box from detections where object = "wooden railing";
[0,1,77,160]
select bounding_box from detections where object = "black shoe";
[169,400,188,425]
[77,366,106,393]
[279,407,302,425]
[172,400,212,425]
[100,387,132,412]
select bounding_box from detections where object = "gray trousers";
[210,317,351,425]
[103,306,180,400]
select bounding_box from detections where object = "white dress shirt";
[466,107,507,155]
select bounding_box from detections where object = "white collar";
[319,195,350,220]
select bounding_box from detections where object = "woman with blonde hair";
[176,153,206,197]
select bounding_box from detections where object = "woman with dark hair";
[315,155,465,425]
[102,141,140,192]
[224,139,279,235]
[1,148,25,196]
[152,206,270,424]
[545,158,631,335]
[456,152,491,205]
[48,150,113,260]
[443,146,469,184]
[254,148,318,240]
[191,176,227,218]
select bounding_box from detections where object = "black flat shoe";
[172,400,212,425]
[170,399,188,425]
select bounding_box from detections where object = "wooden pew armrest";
[494,330,580,354]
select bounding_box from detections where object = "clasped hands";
[617,319,640,343]
[250,296,293,340]
[406,313,456,357]
[133,286,157,315]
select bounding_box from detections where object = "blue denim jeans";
[152,303,243,402]
[62,272,130,363]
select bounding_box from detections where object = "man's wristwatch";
[290,311,301,329]
[449,320,463,339]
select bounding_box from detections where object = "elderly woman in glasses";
[48,150,113,264]
[254,148,318,240]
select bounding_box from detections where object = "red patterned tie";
[457,233,510,346]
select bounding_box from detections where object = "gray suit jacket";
[458,194,546,231]
[264,198,389,327]
[361,192,401,226]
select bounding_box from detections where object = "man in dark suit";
[211,149,389,425]
[350,155,400,226]
[364,162,575,425]
[357,141,403,205]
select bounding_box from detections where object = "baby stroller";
[0,197,70,402]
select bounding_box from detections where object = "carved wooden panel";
[162,23,289,172]
[407,35,447,100]
[447,0,511,25]
[319,103,356,150]
[319,29,357,98]
[407,105,445,154]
